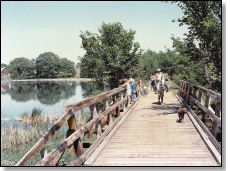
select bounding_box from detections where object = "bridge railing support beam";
[178,80,221,151]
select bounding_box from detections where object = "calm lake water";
[1,81,99,120]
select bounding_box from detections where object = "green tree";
[171,1,221,92]
[79,22,141,89]
[8,57,36,79]
[137,50,159,80]
[170,37,207,86]
[36,52,60,78]
[1,64,7,68]
[137,47,207,88]
[36,52,76,78]
[57,58,76,78]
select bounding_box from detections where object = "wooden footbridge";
[16,80,221,166]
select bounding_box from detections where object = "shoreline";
[1,78,94,82]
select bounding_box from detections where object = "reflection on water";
[1,81,102,162]
[80,81,100,97]
[4,82,76,104]
[6,82,37,102]
[37,82,76,104]
[1,81,99,119]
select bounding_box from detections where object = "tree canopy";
[171,1,221,92]
[35,52,76,78]
[7,57,36,79]
[58,58,76,78]
[79,22,141,89]
[137,48,207,87]
[7,52,76,79]
[36,52,60,78]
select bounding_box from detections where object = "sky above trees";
[1,1,188,64]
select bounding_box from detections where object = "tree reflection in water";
[80,81,102,98]
[6,82,37,102]
[37,82,77,104]
[4,81,77,105]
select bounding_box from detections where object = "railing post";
[89,104,102,140]
[191,87,197,110]
[212,102,221,140]
[87,104,97,139]
[202,94,210,124]
[97,98,109,136]
[38,131,47,159]
[186,83,191,104]
[181,81,184,97]
[178,81,182,96]
[182,82,187,99]
[195,89,202,115]
[103,97,113,126]
[67,112,84,158]
[75,134,84,157]
[103,97,109,110]
[180,81,184,97]
[113,94,120,118]
[185,83,190,105]
[120,90,125,112]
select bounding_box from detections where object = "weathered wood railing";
[177,80,221,154]
[16,81,142,166]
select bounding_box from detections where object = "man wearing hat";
[156,68,168,92]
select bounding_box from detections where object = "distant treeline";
[2,52,76,79]
[137,49,207,89]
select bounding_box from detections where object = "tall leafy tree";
[36,52,76,78]
[58,58,76,78]
[8,57,36,79]
[137,50,159,80]
[171,1,221,92]
[170,36,207,86]
[79,22,141,89]
[36,52,60,78]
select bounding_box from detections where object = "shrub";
[31,107,42,120]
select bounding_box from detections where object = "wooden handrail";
[180,80,221,102]
[35,97,127,166]
[177,80,221,153]
[65,85,126,112]
[16,109,75,166]
[189,96,221,126]
[16,81,142,166]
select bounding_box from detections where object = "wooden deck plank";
[86,90,218,166]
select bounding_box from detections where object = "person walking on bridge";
[124,78,132,107]
[156,68,168,92]
[152,74,157,94]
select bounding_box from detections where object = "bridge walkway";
[86,90,218,166]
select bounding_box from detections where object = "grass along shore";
[1,107,90,166]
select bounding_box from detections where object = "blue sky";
[1,1,188,64]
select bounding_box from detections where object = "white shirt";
[156,72,164,81]
[129,78,135,83]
